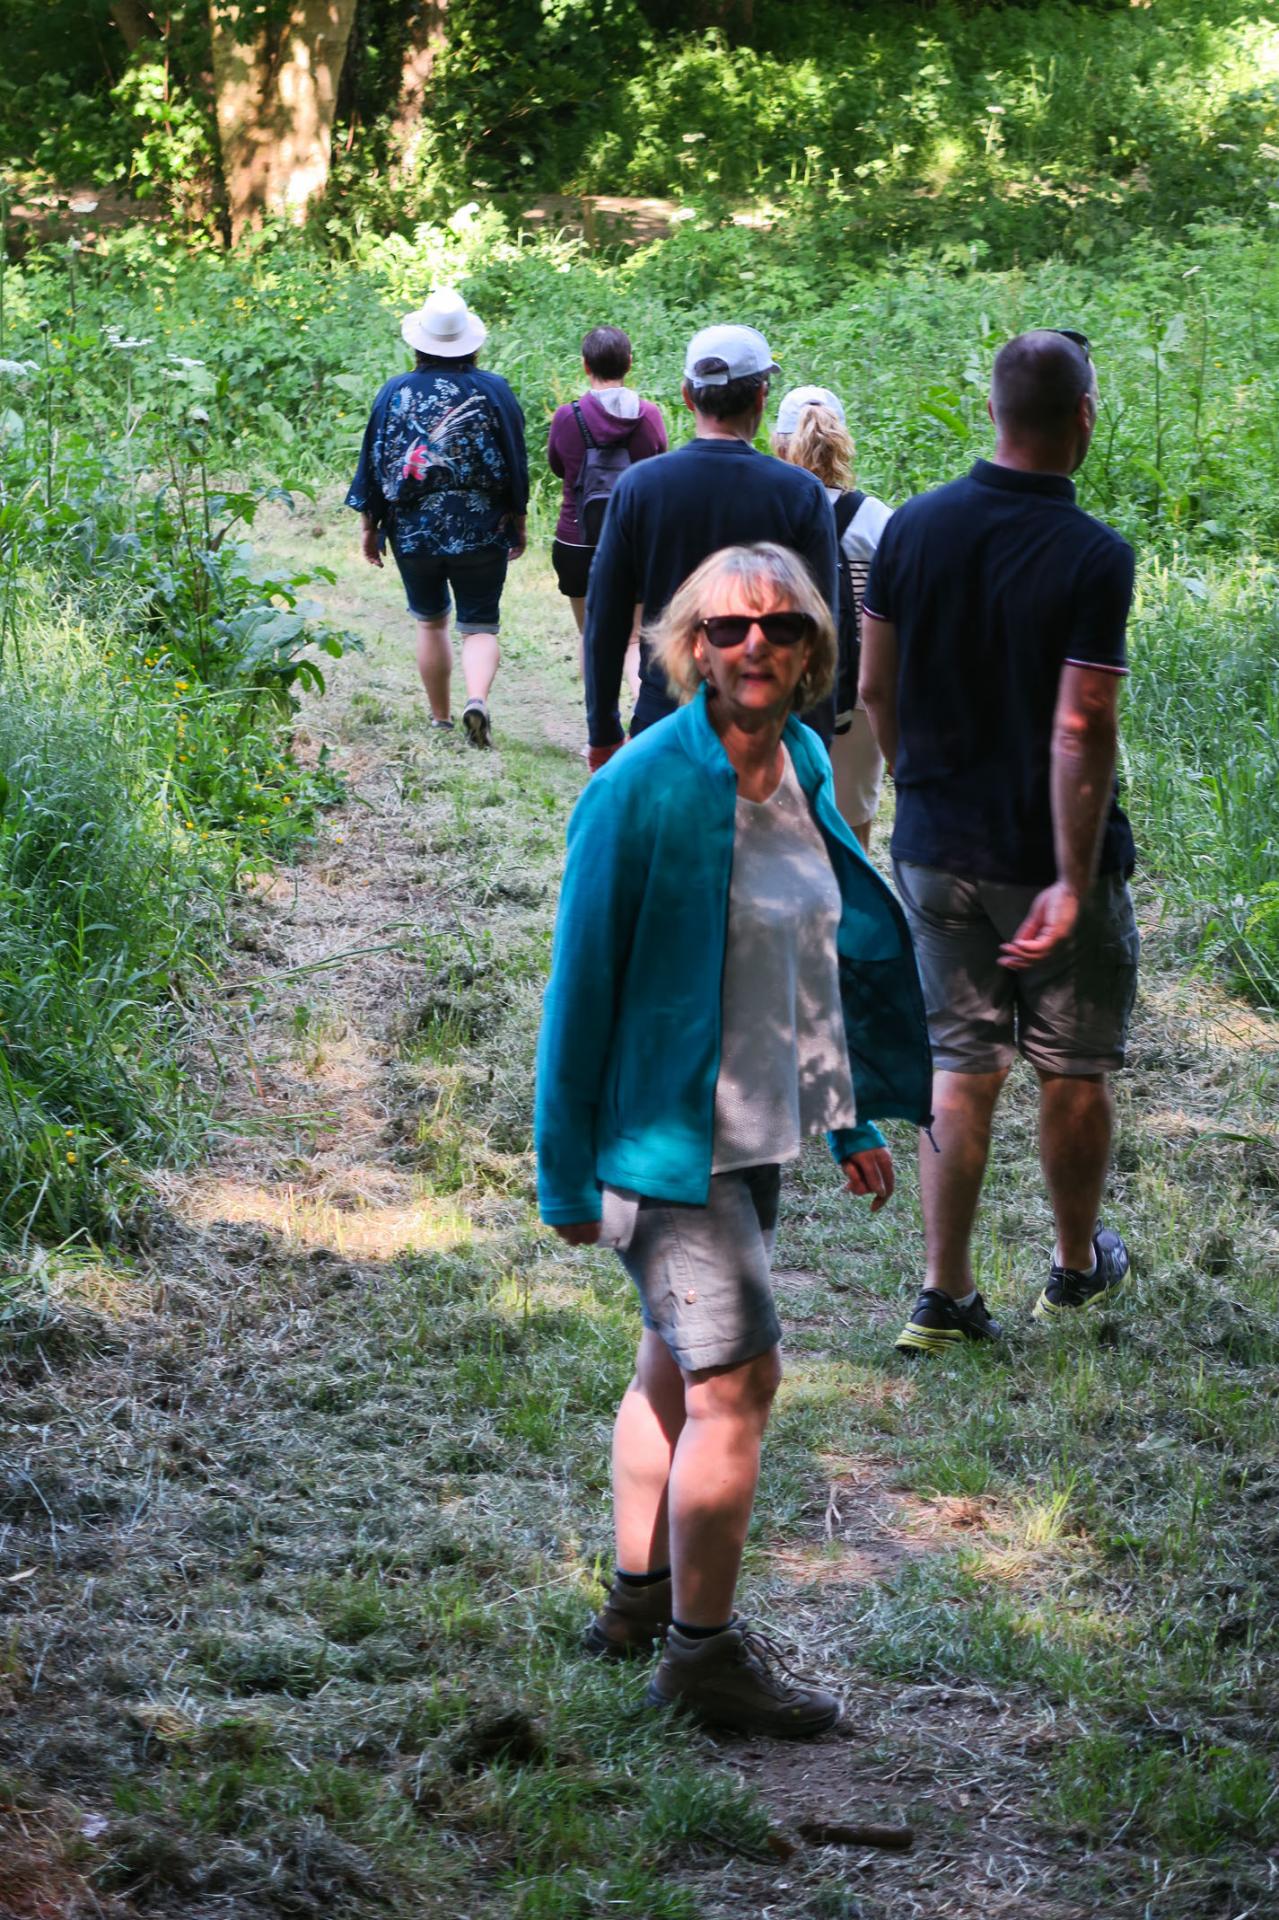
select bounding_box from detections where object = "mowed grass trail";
[2,492,1278,1920]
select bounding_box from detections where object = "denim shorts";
[894,862,1140,1076]
[391,542,508,631]
[606,1165,783,1373]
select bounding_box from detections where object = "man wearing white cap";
[347,289,528,747]
[582,324,839,768]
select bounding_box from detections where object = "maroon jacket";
[547,390,667,543]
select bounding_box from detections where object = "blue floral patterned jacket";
[346,365,529,557]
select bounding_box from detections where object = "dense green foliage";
[0,257,353,1240]
[3,2,1278,265]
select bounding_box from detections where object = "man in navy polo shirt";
[860,330,1138,1354]
[583,324,838,768]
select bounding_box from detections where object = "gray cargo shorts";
[602,1165,783,1373]
[893,862,1139,1076]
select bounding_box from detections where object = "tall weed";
[0,606,216,1240]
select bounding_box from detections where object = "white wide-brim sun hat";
[401,288,488,358]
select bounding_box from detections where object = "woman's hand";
[841,1146,894,1213]
[507,513,528,560]
[554,1222,601,1245]
[360,517,383,569]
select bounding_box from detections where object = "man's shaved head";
[990,330,1094,439]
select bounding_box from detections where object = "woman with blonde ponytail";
[773,386,892,851]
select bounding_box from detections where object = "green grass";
[0,526,1274,1916]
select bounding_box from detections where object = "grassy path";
[2,492,1278,1920]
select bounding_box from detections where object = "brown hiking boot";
[645,1621,840,1738]
[582,1573,672,1660]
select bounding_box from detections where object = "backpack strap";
[571,398,598,450]
[833,488,866,540]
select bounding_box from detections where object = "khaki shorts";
[607,1165,782,1373]
[830,705,885,829]
[893,862,1139,1076]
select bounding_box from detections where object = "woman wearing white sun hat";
[772,384,892,848]
[347,289,529,748]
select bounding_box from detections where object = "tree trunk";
[389,0,448,177]
[109,1,160,53]
[210,0,359,244]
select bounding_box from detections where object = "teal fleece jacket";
[535,689,934,1226]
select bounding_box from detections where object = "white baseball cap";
[401,288,487,358]
[776,385,846,434]
[683,324,780,387]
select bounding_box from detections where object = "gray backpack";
[572,400,633,544]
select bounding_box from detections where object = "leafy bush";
[0,608,215,1241]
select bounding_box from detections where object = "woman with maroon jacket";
[547,328,667,693]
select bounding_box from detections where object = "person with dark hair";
[582,325,840,769]
[537,542,931,1735]
[546,327,667,689]
[859,328,1139,1354]
[347,289,528,749]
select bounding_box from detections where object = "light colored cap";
[775,385,846,434]
[683,323,779,387]
[401,288,487,358]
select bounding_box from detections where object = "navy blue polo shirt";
[863,459,1136,886]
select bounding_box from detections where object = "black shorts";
[551,538,595,599]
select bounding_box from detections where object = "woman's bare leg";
[612,1329,686,1572]
[668,1346,782,1626]
[460,629,500,704]
[415,617,452,721]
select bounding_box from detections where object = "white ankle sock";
[953,1287,978,1308]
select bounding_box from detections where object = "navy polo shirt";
[863,459,1136,887]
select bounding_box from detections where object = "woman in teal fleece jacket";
[535,543,932,1738]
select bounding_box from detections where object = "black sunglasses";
[698,611,814,649]
[1051,327,1092,362]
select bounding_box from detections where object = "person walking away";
[582,325,840,770]
[859,329,1138,1354]
[347,288,528,749]
[772,384,891,850]
[547,326,667,699]
[538,543,932,1734]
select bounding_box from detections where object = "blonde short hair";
[772,401,854,491]
[649,543,836,715]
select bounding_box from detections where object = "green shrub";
[0,611,215,1240]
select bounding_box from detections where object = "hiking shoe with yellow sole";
[583,1574,671,1660]
[1034,1227,1130,1321]
[645,1621,840,1738]
[895,1288,1003,1355]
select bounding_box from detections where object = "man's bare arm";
[999,663,1122,970]
[858,611,900,770]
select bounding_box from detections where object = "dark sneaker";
[645,1621,839,1738]
[462,699,491,748]
[895,1288,1003,1355]
[583,1574,671,1661]
[1034,1227,1130,1321]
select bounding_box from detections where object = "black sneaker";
[462,699,491,749]
[1034,1227,1129,1321]
[895,1288,1003,1355]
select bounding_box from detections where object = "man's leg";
[1037,1070,1113,1272]
[667,1345,781,1627]
[919,1067,1009,1299]
[414,616,452,721]
[612,1328,686,1574]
